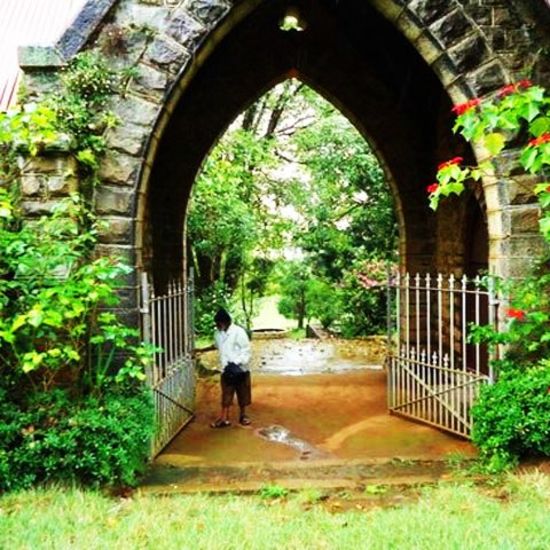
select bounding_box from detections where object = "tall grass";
[0,474,548,549]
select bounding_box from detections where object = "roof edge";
[18,0,118,68]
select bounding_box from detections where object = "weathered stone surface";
[110,95,160,127]
[510,206,542,234]
[115,3,169,33]
[145,35,190,66]
[106,122,151,156]
[185,0,230,26]
[22,156,71,174]
[98,216,133,244]
[167,8,207,48]
[510,235,548,257]
[449,35,490,72]
[21,200,60,216]
[99,151,142,185]
[429,9,472,48]
[407,0,452,25]
[46,174,77,195]
[21,175,43,196]
[134,63,168,92]
[18,46,64,68]
[469,61,507,95]
[95,186,134,215]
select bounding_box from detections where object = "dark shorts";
[221,371,251,408]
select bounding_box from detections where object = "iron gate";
[140,271,196,455]
[387,273,498,438]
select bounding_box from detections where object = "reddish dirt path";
[161,369,475,465]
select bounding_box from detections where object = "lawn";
[0,473,548,549]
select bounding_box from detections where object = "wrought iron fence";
[387,272,499,438]
[140,271,195,455]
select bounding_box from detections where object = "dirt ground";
[161,338,475,466]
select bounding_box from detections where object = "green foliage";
[0,387,153,491]
[471,362,550,472]
[0,51,155,490]
[194,281,233,338]
[0,193,153,395]
[189,82,397,336]
[431,82,550,467]
[259,484,289,499]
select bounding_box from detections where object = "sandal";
[239,415,252,426]
[210,419,231,428]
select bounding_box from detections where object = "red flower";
[451,98,481,116]
[498,84,516,98]
[426,183,439,194]
[506,308,526,321]
[528,133,550,148]
[517,79,532,89]
[437,157,464,171]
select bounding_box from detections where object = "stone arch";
[18,0,550,310]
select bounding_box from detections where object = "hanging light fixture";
[279,5,307,31]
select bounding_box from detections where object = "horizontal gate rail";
[387,272,498,438]
[141,271,196,456]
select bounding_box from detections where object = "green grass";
[0,474,548,549]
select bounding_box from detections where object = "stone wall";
[17,0,550,319]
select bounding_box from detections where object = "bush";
[0,387,154,491]
[471,361,550,471]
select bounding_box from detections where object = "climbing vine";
[0,50,155,491]
[429,82,550,469]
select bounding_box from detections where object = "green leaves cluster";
[430,83,550,468]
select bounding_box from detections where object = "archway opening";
[139,0,488,458]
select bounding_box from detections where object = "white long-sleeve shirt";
[214,323,251,371]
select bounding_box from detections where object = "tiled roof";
[0,0,85,111]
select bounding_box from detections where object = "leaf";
[529,116,550,137]
[484,133,506,156]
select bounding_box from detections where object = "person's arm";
[234,328,251,366]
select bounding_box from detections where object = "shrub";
[471,361,550,471]
[0,387,154,491]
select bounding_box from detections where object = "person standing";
[210,308,252,428]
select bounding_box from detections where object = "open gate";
[140,272,196,455]
[387,273,499,438]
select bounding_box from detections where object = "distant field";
[251,295,298,331]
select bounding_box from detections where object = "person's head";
[214,308,231,331]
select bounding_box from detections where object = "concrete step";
[140,457,464,495]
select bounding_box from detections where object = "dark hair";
[214,308,231,325]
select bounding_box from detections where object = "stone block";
[22,155,73,174]
[167,8,207,48]
[449,35,489,73]
[429,9,472,48]
[95,186,134,215]
[407,0,452,25]
[510,206,542,235]
[99,151,141,186]
[110,95,160,127]
[98,216,133,244]
[134,63,169,92]
[21,200,60,216]
[116,3,170,33]
[145,35,190,66]
[46,174,78,196]
[21,175,43,196]
[468,61,507,96]
[106,122,151,156]
[95,244,136,265]
[184,0,230,26]
[510,235,548,258]
[18,46,64,68]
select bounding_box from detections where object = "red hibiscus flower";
[528,133,550,148]
[426,183,439,194]
[451,98,481,116]
[437,157,464,171]
[498,84,516,98]
[506,308,526,321]
[517,79,532,89]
